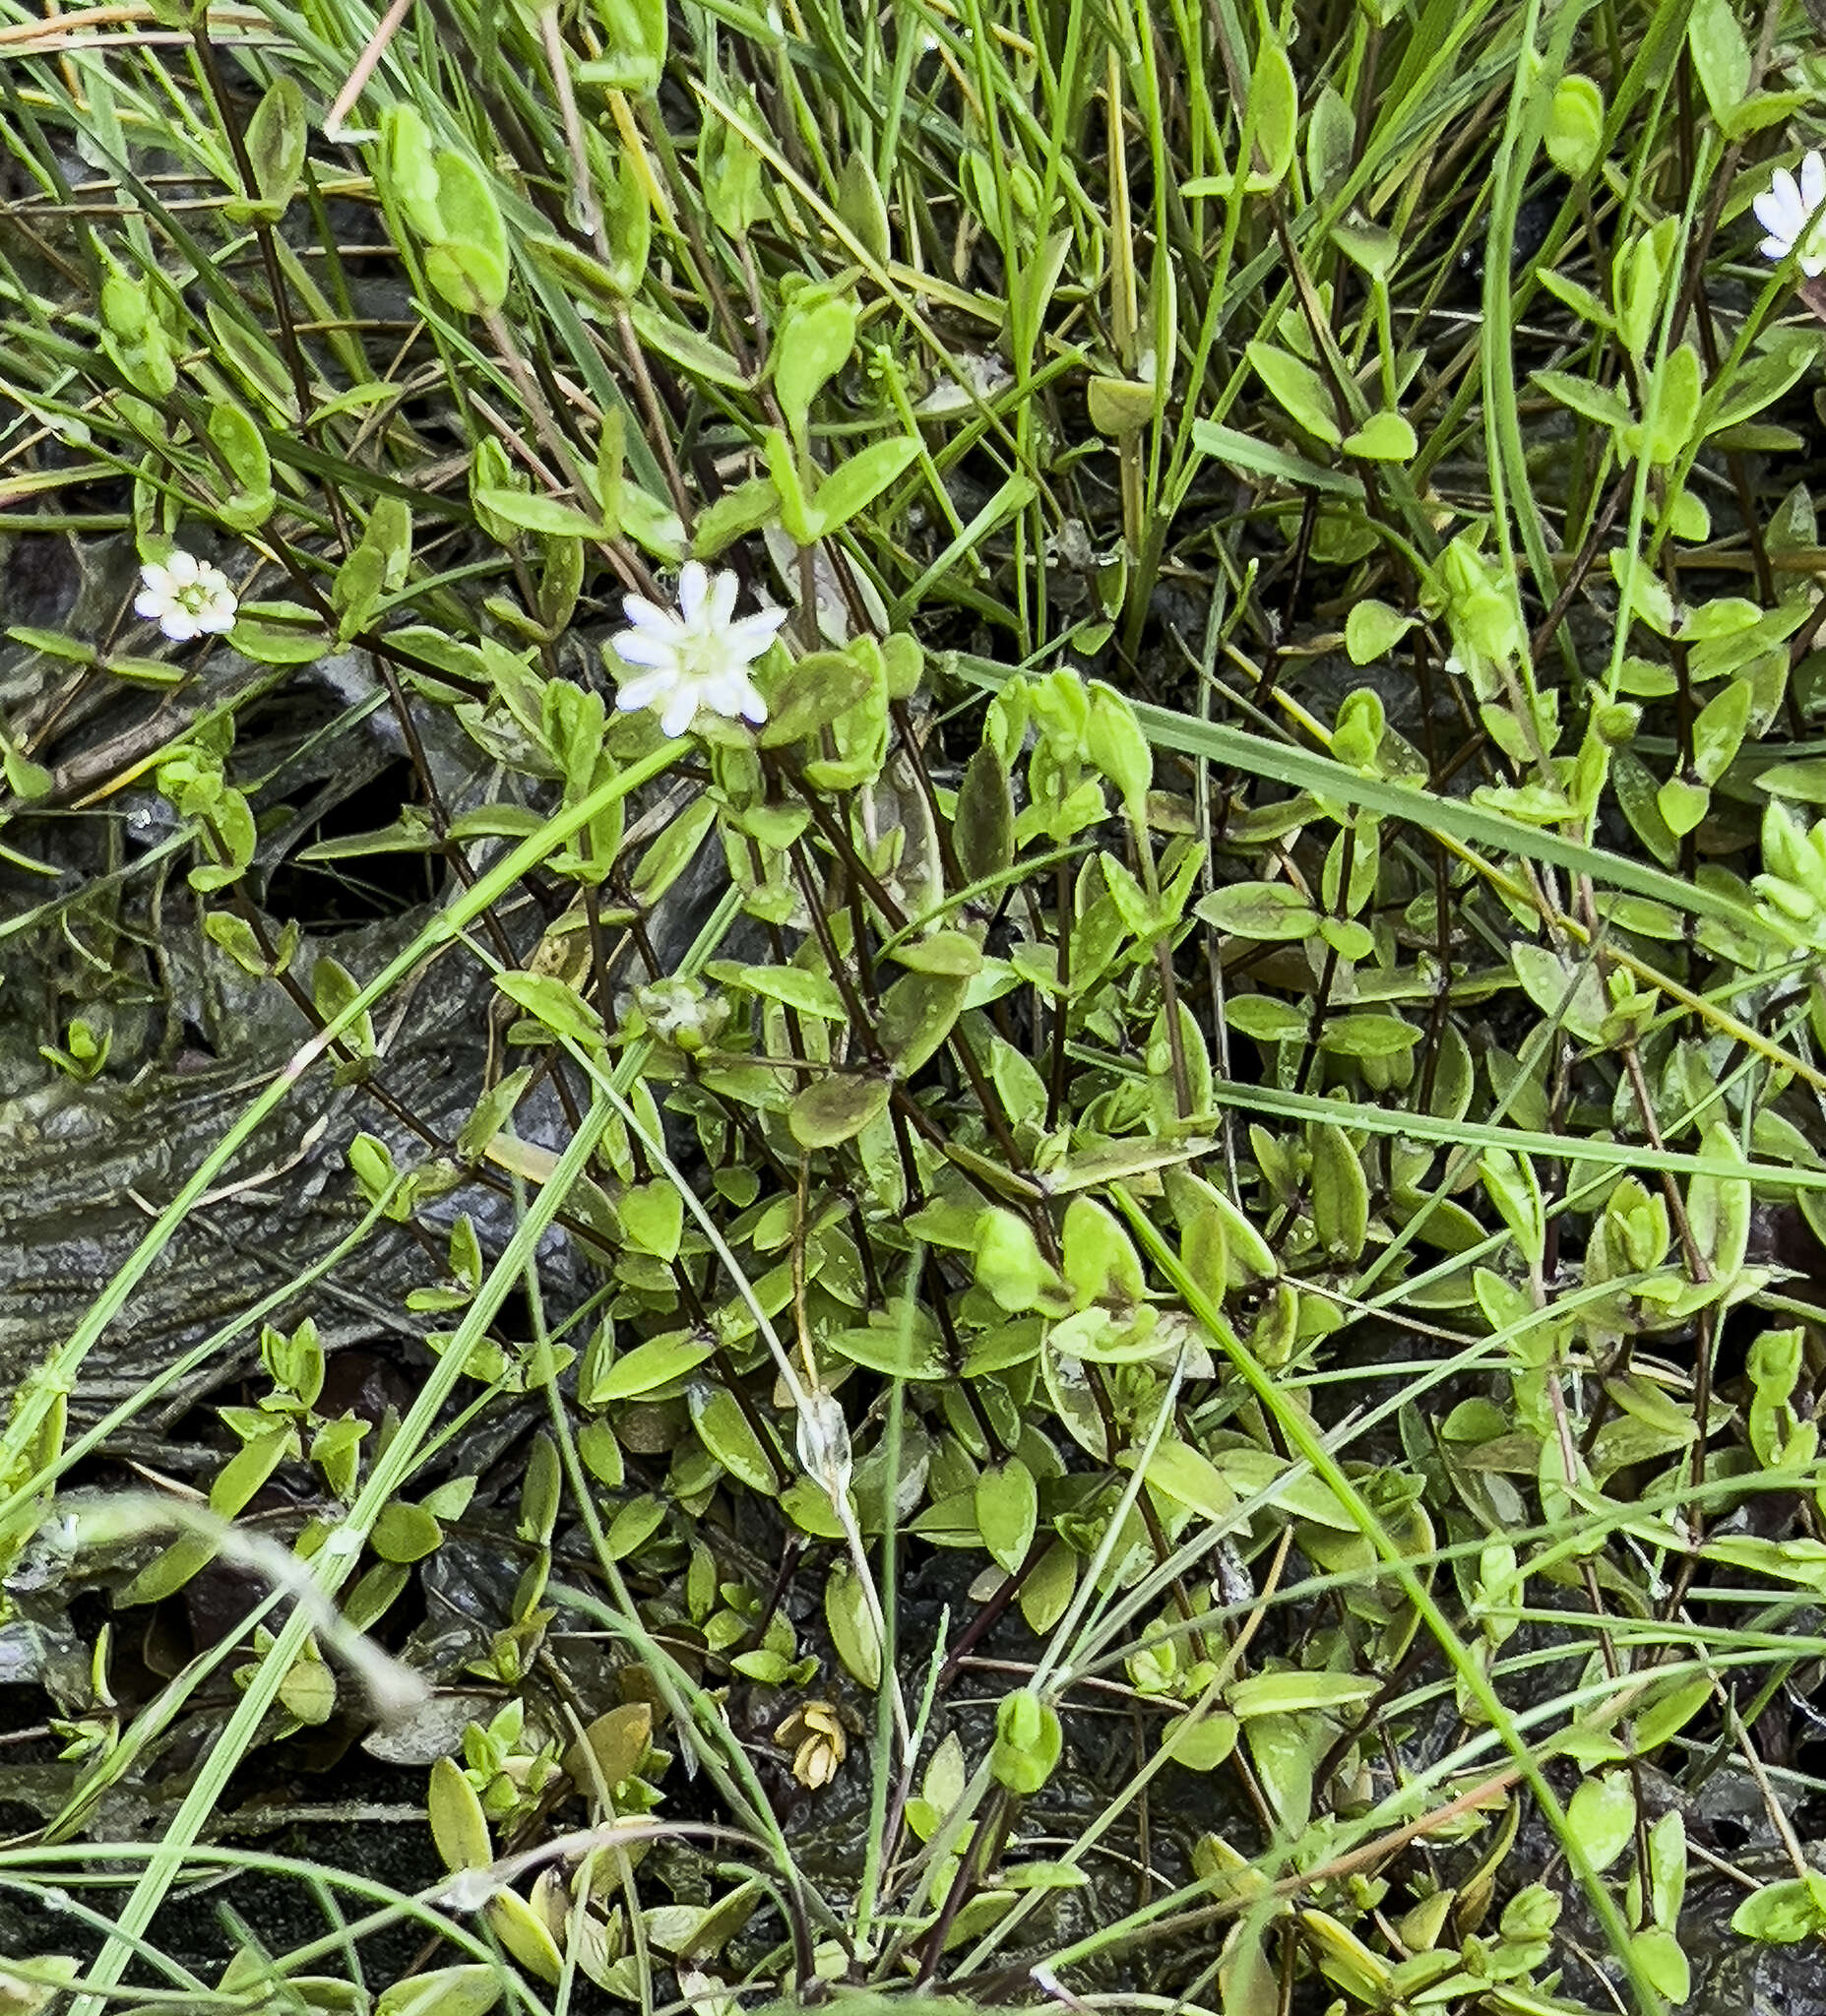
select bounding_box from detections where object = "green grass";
[5,0,1826,2012]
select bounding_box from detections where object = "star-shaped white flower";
[1754,151,1826,277]
[134,550,238,642]
[608,561,786,739]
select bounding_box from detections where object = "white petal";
[698,669,751,719]
[137,561,171,594]
[1762,229,1796,262]
[612,631,682,668]
[724,609,789,661]
[160,609,202,642]
[659,688,700,737]
[706,570,740,628]
[199,601,237,634]
[703,669,767,724]
[1803,241,1826,280]
[165,550,201,587]
[1761,168,1801,231]
[133,588,169,621]
[615,669,677,713]
[1802,151,1825,217]
[1753,183,1792,238]
[621,594,677,634]
[676,560,709,621]
[197,563,231,597]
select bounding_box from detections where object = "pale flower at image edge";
[1754,149,1826,277]
[134,550,238,642]
[609,560,787,739]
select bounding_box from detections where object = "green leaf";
[1566,1771,1636,1874]
[1318,1013,1421,1058]
[760,648,876,746]
[976,1458,1038,1573]
[1245,36,1296,191]
[243,75,306,217]
[1020,1540,1077,1634]
[1196,880,1319,942]
[1686,1120,1750,1282]
[627,299,746,389]
[473,486,604,538]
[1692,675,1750,787]
[487,1890,564,1986]
[1341,410,1415,461]
[1345,599,1414,664]
[825,1561,882,1687]
[231,600,331,664]
[812,435,919,536]
[878,970,967,1075]
[493,971,606,1048]
[1309,1123,1368,1261]
[1228,1670,1378,1718]
[428,1755,492,1872]
[1140,1438,1236,1522]
[690,1383,778,1492]
[620,1180,684,1263]
[1511,942,1608,1045]
[1733,1876,1826,1943]
[371,1500,443,1563]
[1162,1709,1239,1771]
[1544,73,1605,176]
[606,1493,667,1559]
[1533,368,1631,431]
[716,960,850,1020]
[1246,341,1340,446]
[598,1335,717,1401]
[773,291,857,436]
[1687,0,1750,123]
[376,1968,503,2016]
[788,1073,892,1149]
[578,0,666,91]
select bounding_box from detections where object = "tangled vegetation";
[9,0,1826,2011]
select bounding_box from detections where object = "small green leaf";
[1227,1670,1378,1718]
[824,1561,883,1688]
[1246,340,1339,446]
[1309,1123,1368,1261]
[371,1500,443,1563]
[976,1458,1039,1573]
[427,1755,492,1872]
[1345,599,1414,664]
[991,1690,1062,1795]
[376,1966,503,2016]
[243,75,306,216]
[493,971,606,1048]
[812,435,919,536]
[773,291,857,437]
[1544,73,1605,176]
[1566,1770,1637,1874]
[788,1073,892,1149]
[598,1335,717,1401]
[620,1180,684,1262]
[1341,410,1415,461]
[1687,0,1750,123]
[1162,1708,1239,1771]
[1245,36,1296,191]
[606,1493,667,1559]
[1196,880,1319,942]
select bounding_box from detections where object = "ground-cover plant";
[11,0,1826,2011]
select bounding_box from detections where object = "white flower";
[134,550,238,642]
[608,560,786,738]
[1754,151,1826,277]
